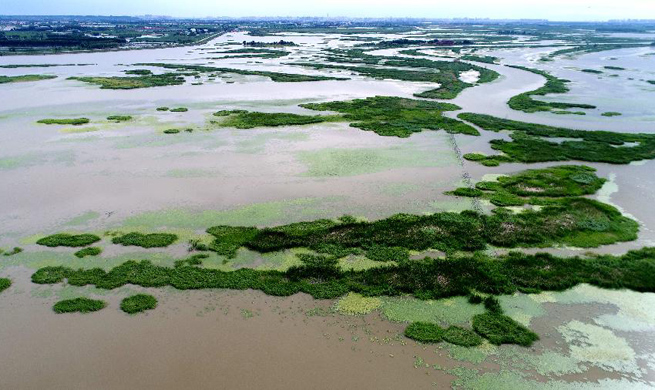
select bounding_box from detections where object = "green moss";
[507,66,596,113]
[472,312,539,346]
[53,297,107,314]
[111,232,178,248]
[0,74,57,84]
[37,118,90,126]
[120,294,158,314]
[36,233,101,247]
[106,115,132,122]
[0,278,11,293]
[459,113,655,165]
[74,247,102,258]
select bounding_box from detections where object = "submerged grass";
[53,297,107,314]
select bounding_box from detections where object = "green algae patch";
[0,278,11,293]
[37,118,90,126]
[120,294,158,314]
[53,297,107,314]
[334,292,381,315]
[296,144,454,177]
[74,247,102,258]
[472,312,539,346]
[37,233,101,248]
[382,296,485,326]
[111,232,178,248]
[459,113,655,165]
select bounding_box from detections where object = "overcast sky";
[3,0,655,21]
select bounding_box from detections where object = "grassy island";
[120,294,158,314]
[458,113,655,165]
[68,73,185,89]
[53,297,107,314]
[0,74,57,84]
[507,66,596,113]
[37,118,90,126]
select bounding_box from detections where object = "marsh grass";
[0,74,57,84]
[111,232,178,248]
[37,233,101,247]
[37,118,90,126]
[0,278,11,293]
[68,73,185,89]
[74,247,102,258]
[53,297,107,314]
[120,294,158,314]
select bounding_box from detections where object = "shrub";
[120,294,158,314]
[53,297,107,314]
[37,233,101,247]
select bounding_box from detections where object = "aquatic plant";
[169,107,188,112]
[459,113,655,165]
[111,232,178,248]
[156,107,170,111]
[0,74,57,84]
[507,66,596,113]
[405,322,444,342]
[442,326,484,347]
[601,112,622,117]
[53,297,107,314]
[106,115,132,122]
[37,118,90,125]
[120,294,158,314]
[3,247,23,256]
[472,312,539,346]
[217,111,329,129]
[0,278,11,293]
[36,233,101,247]
[163,129,180,134]
[302,96,478,137]
[74,247,102,258]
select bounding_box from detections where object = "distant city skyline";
[3,0,655,22]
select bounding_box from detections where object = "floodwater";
[1,30,655,389]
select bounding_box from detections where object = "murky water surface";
[1,30,654,389]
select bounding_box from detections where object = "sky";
[2,0,655,21]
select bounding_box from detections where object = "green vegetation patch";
[0,74,57,84]
[156,107,170,111]
[302,96,478,137]
[459,113,655,165]
[334,292,381,315]
[107,115,132,122]
[163,129,180,134]
[443,326,484,347]
[507,66,596,113]
[111,232,178,248]
[74,247,102,258]
[37,233,101,247]
[3,247,23,256]
[472,312,539,346]
[37,118,90,126]
[53,297,107,314]
[169,107,188,112]
[0,278,11,293]
[405,322,444,342]
[461,55,498,64]
[604,66,625,70]
[68,73,185,89]
[602,112,622,117]
[136,63,347,82]
[216,110,330,129]
[120,294,158,314]
[581,69,603,74]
